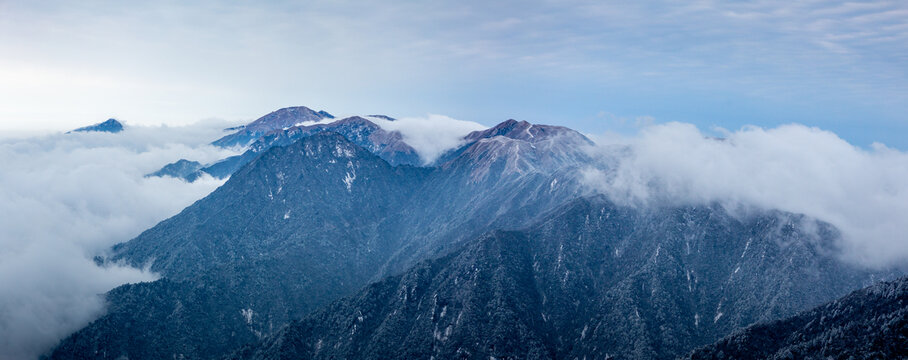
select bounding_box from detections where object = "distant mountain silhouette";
[67,118,124,133]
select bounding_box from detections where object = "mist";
[366,114,487,164]
[0,121,237,359]
[582,122,908,269]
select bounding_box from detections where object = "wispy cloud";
[583,121,908,268]
[367,114,486,164]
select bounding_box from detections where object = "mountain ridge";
[226,195,890,360]
[211,106,334,148]
[150,110,422,181]
[48,109,903,360]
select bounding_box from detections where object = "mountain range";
[225,196,890,360]
[48,106,905,360]
[149,107,420,181]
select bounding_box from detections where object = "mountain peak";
[437,118,594,178]
[212,106,334,148]
[320,116,377,128]
[464,119,579,143]
[247,106,333,131]
[68,118,124,133]
[317,110,335,119]
[478,119,526,137]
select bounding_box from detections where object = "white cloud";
[283,113,486,164]
[0,122,237,359]
[0,1,906,147]
[367,114,487,164]
[583,122,908,269]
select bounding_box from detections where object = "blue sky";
[0,0,906,147]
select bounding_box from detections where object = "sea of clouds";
[0,121,237,359]
[583,122,908,269]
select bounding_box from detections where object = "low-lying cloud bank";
[0,121,237,359]
[583,122,908,269]
[366,114,487,164]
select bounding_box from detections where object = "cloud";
[366,114,487,164]
[0,121,237,359]
[581,122,908,269]
[3,1,904,149]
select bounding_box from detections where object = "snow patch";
[686,270,692,292]
[241,308,254,325]
[742,238,752,258]
[343,161,356,191]
[335,143,354,158]
[344,172,356,191]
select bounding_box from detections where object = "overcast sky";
[0,0,905,147]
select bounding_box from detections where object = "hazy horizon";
[1,0,906,148]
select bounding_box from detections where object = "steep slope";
[116,131,426,287]
[686,276,908,360]
[50,132,428,360]
[377,119,595,274]
[122,117,592,306]
[228,196,888,360]
[49,279,257,360]
[136,118,594,280]
[51,119,598,360]
[228,230,555,360]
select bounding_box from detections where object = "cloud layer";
[367,114,487,164]
[583,122,908,268]
[0,122,236,359]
